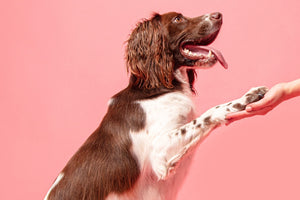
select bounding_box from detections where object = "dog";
[44,12,267,200]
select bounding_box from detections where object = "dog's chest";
[125,91,196,199]
[139,91,195,134]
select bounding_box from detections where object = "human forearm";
[284,79,300,100]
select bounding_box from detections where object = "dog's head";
[126,12,227,90]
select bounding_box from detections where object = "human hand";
[226,83,288,124]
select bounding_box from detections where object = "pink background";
[1,0,300,199]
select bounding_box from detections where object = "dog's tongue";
[203,46,228,69]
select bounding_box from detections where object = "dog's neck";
[174,68,189,85]
[174,68,194,95]
[127,67,196,96]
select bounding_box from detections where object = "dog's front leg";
[150,86,268,180]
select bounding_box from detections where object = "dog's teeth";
[183,49,190,54]
[207,50,212,57]
[183,48,211,58]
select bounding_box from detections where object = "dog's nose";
[210,12,222,20]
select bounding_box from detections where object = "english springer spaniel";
[45,12,267,200]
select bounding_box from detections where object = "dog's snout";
[209,12,222,21]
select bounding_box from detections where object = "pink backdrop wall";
[1,0,300,199]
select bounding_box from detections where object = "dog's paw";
[229,86,268,112]
[244,86,268,105]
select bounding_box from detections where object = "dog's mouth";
[180,31,228,69]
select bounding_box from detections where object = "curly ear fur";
[126,14,174,90]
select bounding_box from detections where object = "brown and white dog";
[45,12,267,200]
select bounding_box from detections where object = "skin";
[226,79,300,124]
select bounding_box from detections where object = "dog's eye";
[173,15,185,23]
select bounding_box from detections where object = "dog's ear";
[126,14,174,89]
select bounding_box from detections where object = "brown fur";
[126,14,174,90]
[47,11,224,200]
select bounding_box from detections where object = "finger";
[249,105,274,116]
[226,106,273,125]
[225,110,252,120]
[246,97,272,111]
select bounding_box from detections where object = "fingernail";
[246,106,252,112]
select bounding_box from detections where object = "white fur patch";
[131,90,196,174]
[128,76,196,199]
[44,173,64,200]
